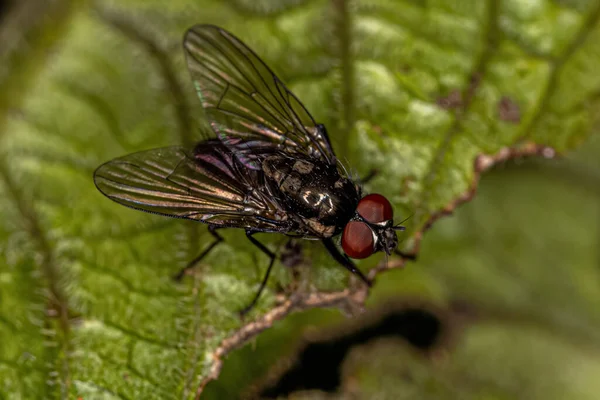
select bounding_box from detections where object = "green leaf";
[205,134,600,399]
[1,0,599,398]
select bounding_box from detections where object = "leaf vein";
[520,1,600,141]
[414,0,500,223]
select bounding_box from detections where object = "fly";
[94,25,407,315]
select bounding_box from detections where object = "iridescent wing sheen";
[183,24,336,170]
[93,140,292,232]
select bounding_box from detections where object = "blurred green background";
[0,0,599,399]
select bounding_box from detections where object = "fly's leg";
[358,169,379,185]
[322,238,371,286]
[174,225,223,281]
[240,230,277,316]
[394,249,417,261]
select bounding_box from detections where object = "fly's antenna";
[392,212,417,261]
[393,213,414,230]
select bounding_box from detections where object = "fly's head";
[341,193,405,259]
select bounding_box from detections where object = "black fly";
[94,25,406,314]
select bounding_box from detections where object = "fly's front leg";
[174,225,223,281]
[357,169,379,185]
[394,249,417,261]
[240,230,277,316]
[322,238,371,286]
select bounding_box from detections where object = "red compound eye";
[341,221,375,259]
[356,193,393,224]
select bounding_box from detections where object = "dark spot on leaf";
[0,0,11,21]
[257,304,445,398]
[498,96,521,123]
[436,89,463,110]
[469,72,482,93]
[280,240,303,268]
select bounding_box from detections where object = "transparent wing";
[93,140,291,231]
[183,24,336,169]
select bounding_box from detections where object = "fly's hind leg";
[174,224,224,281]
[240,230,277,316]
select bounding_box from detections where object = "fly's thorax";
[262,155,360,235]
